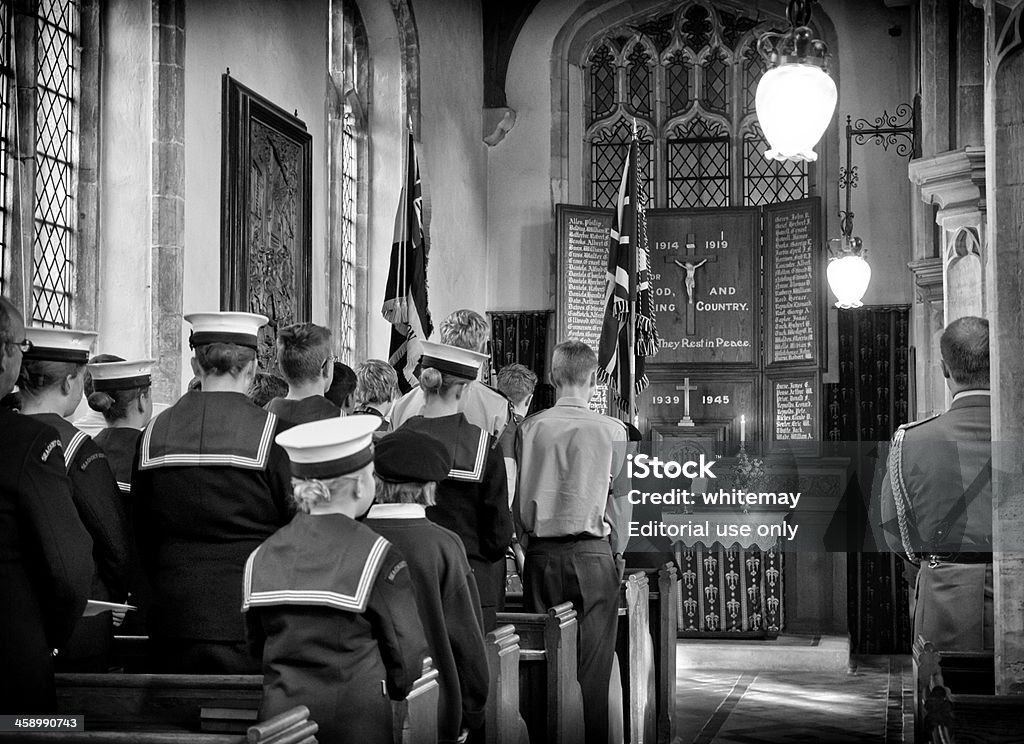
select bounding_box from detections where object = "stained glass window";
[0,2,11,296]
[32,0,79,327]
[584,1,811,210]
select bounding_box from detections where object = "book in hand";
[83,600,137,617]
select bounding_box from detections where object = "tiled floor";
[675,656,913,743]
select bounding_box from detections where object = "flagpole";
[626,120,639,426]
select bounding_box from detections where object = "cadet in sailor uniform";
[244,416,427,744]
[132,312,292,673]
[879,316,993,651]
[263,322,341,426]
[19,327,132,671]
[367,427,490,744]
[0,297,94,712]
[86,357,156,634]
[393,341,513,630]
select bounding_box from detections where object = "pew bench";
[0,705,314,743]
[914,637,1024,744]
[495,603,585,744]
[617,572,656,744]
[484,625,529,744]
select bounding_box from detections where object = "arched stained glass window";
[583,0,814,211]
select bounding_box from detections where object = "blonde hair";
[289,473,360,513]
[355,359,398,407]
[373,475,436,506]
[418,366,466,398]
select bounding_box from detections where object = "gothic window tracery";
[584,0,811,210]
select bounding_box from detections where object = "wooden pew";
[617,572,656,744]
[914,637,1024,743]
[39,660,440,744]
[484,624,529,744]
[0,705,315,743]
[644,564,679,744]
[496,602,585,744]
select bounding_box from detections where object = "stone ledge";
[677,633,850,673]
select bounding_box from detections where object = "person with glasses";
[264,322,341,427]
[0,297,93,711]
[18,325,132,672]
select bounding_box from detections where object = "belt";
[926,552,992,565]
[528,534,605,544]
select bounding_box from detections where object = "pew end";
[485,624,529,744]
[396,657,440,744]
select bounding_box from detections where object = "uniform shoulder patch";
[384,559,408,584]
[40,438,62,463]
[79,451,107,470]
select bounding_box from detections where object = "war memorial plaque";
[764,199,821,366]
[646,208,760,366]
[768,371,819,440]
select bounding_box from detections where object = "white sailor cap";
[23,327,98,364]
[418,340,489,380]
[86,359,156,392]
[275,415,381,479]
[184,311,268,350]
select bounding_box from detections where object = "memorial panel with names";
[642,374,757,437]
[555,204,614,412]
[764,198,821,366]
[767,371,819,441]
[647,208,760,366]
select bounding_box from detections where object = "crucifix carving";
[663,233,718,336]
[676,377,697,427]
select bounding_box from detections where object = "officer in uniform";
[393,341,513,630]
[244,416,427,744]
[0,297,94,711]
[389,309,512,442]
[880,315,993,650]
[133,312,293,673]
[19,326,132,670]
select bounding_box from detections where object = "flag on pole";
[382,132,432,393]
[597,129,658,416]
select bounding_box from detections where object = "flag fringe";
[382,297,409,325]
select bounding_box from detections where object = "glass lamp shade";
[755,63,838,162]
[827,254,871,309]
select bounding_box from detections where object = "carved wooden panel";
[221,75,312,372]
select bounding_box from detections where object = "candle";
[740,415,746,443]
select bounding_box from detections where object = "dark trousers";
[523,537,619,744]
[150,638,260,674]
[470,558,506,632]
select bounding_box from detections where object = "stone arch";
[550,0,840,215]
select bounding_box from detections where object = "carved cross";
[676,377,697,427]
[663,233,718,336]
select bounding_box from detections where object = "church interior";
[1,0,1023,742]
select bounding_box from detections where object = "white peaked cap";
[23,327,98,364]
[417,340,489,380]
[275,415,381,479]
[184,311,269,350]
[86,359,156,391]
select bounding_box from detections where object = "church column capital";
[907,257,944,304]
[908,146,987,213]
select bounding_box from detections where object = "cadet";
[0,297,93,711]
[132,312,292,673]
[368,427,489,744]
[87,357,155,494]
[352,358,399,433]
[19,326,132,671]
[244,416,427,744]
[393,340,512,630]
[264,322,341,425]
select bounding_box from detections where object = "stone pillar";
[985,0,1024,697]
[151,0,185,403]
[907,257,944,418]
[9,0,39,319]
[956,1,986,148]
[919,0,954,157]
[76,0,101,331]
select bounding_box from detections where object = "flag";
[382,132,432,393]
[597,132,659,416]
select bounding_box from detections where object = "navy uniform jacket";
[265,395,340,428]
[879,390,992,649]
[244,513,427,744]
[132,391,292,643]
[93,427,142,495]
[29,413,131,604]
[366,506,489,741]
[0,410,93,711]
[395,413,512,610]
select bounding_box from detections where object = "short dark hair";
[276,323,332,385]
[19,360,84,398]
[325,362,357,408]
[194,342,256,376]
[940,316,989,387]
[496,363,538,405]
[550,341,597,388]
[85,354,149,423]
[247,372,289,408]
